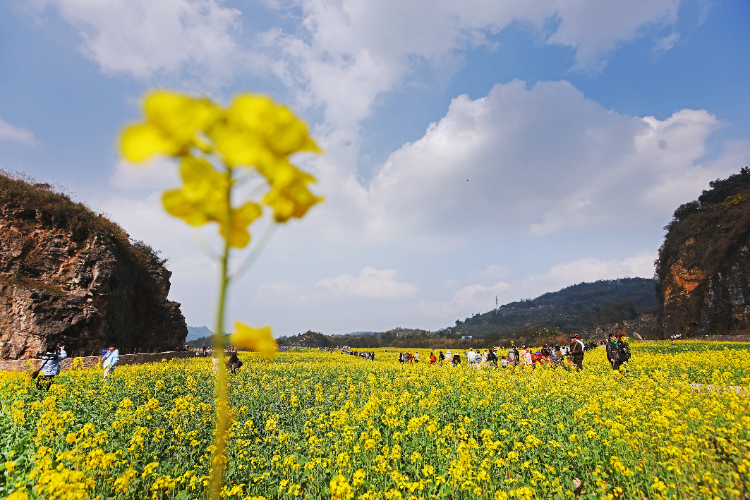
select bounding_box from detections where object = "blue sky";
[1,0,749,335]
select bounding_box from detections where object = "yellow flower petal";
[162,189,209,226]
[228,94,320,156]
[119,90,221,163]
[209,94,320,168]
[219,201,263,249]
[144,91,220,145]
[230,322,276,358]
[262,162,323,222]
[162,157,228,226]
[120,123,180,162]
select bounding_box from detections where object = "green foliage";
[657,166,750,283]
[452,278,657,338]
[672,200,702,222]
[272,279,656,349]
[0,170,168,271]
[0,170,128,243]
[698,166,750,206]
[130,240,168,266]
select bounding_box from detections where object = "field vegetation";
[1,341,748,500]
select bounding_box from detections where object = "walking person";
[102,345,119,378]
[617,332,631,367]
[487,348,498,368]
[508,342,520,367]
[227,352,243,374]
[607,332,630,371]
[521,345,533,368]
[570,334,584,371]
[36,344,67,391]
[452,353,461,366]
[549,343,564,369]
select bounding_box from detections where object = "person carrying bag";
[34,344,67,390]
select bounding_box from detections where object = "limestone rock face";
[0,206,187,359]
[658,241,750,338]
[655,168,750,338]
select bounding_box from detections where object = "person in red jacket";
[429,352,437,364]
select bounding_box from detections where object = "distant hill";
[277,278,659,349]
[185,326,231,347]
[186,326,213,341]
[451,277,658,337]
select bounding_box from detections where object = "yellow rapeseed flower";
[6,492,29,500]
[330,474,354,500]
[230,322,276,357]
[210,94,319,168]
[120,91,220,162]
[162,157,262,248]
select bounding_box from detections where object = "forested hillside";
[451,278,657,337]
[274,278,658,348]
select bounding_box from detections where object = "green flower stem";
[208,167,234,500]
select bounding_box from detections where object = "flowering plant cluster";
[119,90,322,498]
[1,342,749,499]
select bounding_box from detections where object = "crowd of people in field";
[395,331,632,371]
[29,330,632,392]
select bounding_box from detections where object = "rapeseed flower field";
[1,342,748,500]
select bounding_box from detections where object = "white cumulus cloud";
[362,79,744,241]
[0,118,37,146]
[316,266,418,299]
[260,0,684,127]
[35,0,242,79]
[524,253,657,289]
[416,252,656,321]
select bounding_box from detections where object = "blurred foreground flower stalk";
[119,90,321,499]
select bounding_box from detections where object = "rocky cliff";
[0,171,187,359]
[580,313,657,340]
[657,167,750,338]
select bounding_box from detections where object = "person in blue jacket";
[37,344,67,390]
[103,345,119,378]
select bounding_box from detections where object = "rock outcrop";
[658,245,750,338]
[0,173,187,359]
[580,313,657,340]
[657,167,750,338]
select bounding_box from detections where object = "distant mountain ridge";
[277,278,658,348]
[450,277,658,338]
[186,326,213,341]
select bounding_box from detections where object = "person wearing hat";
[570,334,584,371]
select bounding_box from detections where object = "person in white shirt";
[102,345,119,378]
